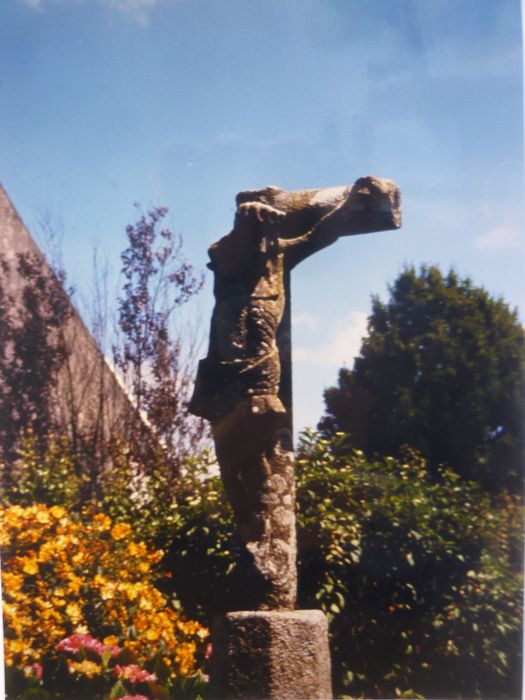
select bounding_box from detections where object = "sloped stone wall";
[0,183,140,456]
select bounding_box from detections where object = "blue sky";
[1,0,523,431]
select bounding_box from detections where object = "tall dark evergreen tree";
[320,265,525,492]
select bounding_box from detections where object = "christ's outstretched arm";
[279,176,400,270]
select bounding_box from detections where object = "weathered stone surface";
[0,183,141,454]
[210,610,333,699]
[189,176,401,610]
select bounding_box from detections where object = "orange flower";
[65,602,83,624]
[1,504,209,679]
[111,523,132,540]
[35,509,50,524]
[49,505,67,519]
[68,659,102,678]
[22,559,39,575]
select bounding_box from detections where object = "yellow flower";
[110,523,132,540]
[66,602,83,624]
[37,541,55,563]
[68,659,102,678]
[120,582,142,601]
[3,505,24,527]
[2,572,24,589]
[71,550,86,564]
[35,509,50,524]
[34,597,53,611]
[22,559,39,575]
[67,575,83,595]
[92,513,111,531]
[127,541,147,557]
[97,579,117,601]
[7,639,25,654]
[1,504,209,678]
[138,595,155,612]
[145,628,160,641]
[49,505,67,519]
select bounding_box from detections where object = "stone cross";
[190,176,401,612]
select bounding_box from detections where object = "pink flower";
[114,663,156,683]
[33,662,43,679]
[56,633,121,657]
[24,662,43,680]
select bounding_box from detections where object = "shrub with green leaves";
[0,432,86,509]
[296,430,523,699]
[158,455,240,620]
[93,443,239,620]
[101,431,522,698]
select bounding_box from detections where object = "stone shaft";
[210,610,333,699]
[213,412,296,610]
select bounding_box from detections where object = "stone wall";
[0,183,140,456]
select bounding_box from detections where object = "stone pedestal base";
[209,610,333,699]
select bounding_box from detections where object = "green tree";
[320,265,525,492]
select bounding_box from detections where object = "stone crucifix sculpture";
[189,176,401,612]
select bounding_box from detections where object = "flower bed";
[1,503,209,699]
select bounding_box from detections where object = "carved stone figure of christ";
[189,176,401,611]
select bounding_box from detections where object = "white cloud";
[474,225,524,252]
[292,312,318,332]
[294,311,367,367]
[429,45,521,82]
[19,0,166,25]
[20,0,83,8]
[100,0,161,26]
